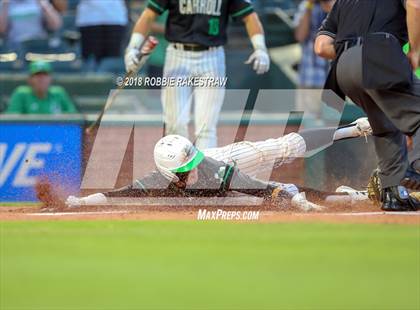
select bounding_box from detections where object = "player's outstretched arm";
[243,13,270,75]
[125,8,159,72]
[65,170,171,207]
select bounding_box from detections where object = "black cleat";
[381,186,420,212]
[400,167,420,190]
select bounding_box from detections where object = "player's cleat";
[351,117,373,138]
[334,117,372,141]
[400,167,420,190]
[291,192,325,211]
[381,186,420,212]
[335,186,370,202]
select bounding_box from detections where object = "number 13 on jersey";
[208,18,220,36]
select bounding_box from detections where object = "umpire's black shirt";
[317,0,410,101]
[318,0,407,45]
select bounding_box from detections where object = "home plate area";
[0,197,418,224]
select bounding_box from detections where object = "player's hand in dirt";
[245,49,270,75]
[65,196,85,208]
[65,193,107,208]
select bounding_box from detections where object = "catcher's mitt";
[367,169,420,205]
[367,169,382,206]
[410,191,420,201]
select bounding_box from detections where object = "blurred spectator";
[147,11,168,81]
[294,0,335,117]
[50,0,67,13]
[5,60,78,114]
[76,0,128,64]
[0,0,62,48]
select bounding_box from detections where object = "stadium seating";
[96,57,126,75]
[0,0,300,114]
[0,46,25,73]
[67,0,80,12]
[0,73,115,113]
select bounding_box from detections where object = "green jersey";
[6,86,78,114]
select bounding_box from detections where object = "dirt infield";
[3,176,418,225]
[1,203,419,224]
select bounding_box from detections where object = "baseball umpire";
[315,0,420,211]
[124,0,270,149]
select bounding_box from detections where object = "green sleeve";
[58,88,78,113]
[5,89,25,114]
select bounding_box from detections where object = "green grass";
[1,221,419,310]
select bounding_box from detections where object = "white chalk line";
[28,211,420,217]
[30,211,132,216]
[304,212,420,216]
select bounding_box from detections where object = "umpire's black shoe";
[400,167,420,190]
[381,186,420,212]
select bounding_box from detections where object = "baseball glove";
[367,169,420,205]
[367,169,382,206]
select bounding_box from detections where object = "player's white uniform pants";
[203,132,307,195]
[162,44,226,149]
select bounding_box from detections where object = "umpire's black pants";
[336,44,420,188]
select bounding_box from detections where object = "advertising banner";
[0,124,81,202]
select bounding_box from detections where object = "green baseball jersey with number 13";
[147,0,254,47]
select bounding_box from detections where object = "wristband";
[305,1,314,10]
[127,33,145,50]
[250,34,267,51]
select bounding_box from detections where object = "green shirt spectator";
[5,61,78,114]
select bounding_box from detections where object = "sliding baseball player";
[64,118,416,211]
[125,0,270,149]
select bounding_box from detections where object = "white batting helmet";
[153,135,205,181]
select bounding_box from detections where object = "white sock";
[81,193,107,205]
[333,125,358,141]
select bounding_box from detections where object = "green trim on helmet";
[171,150,205,173]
